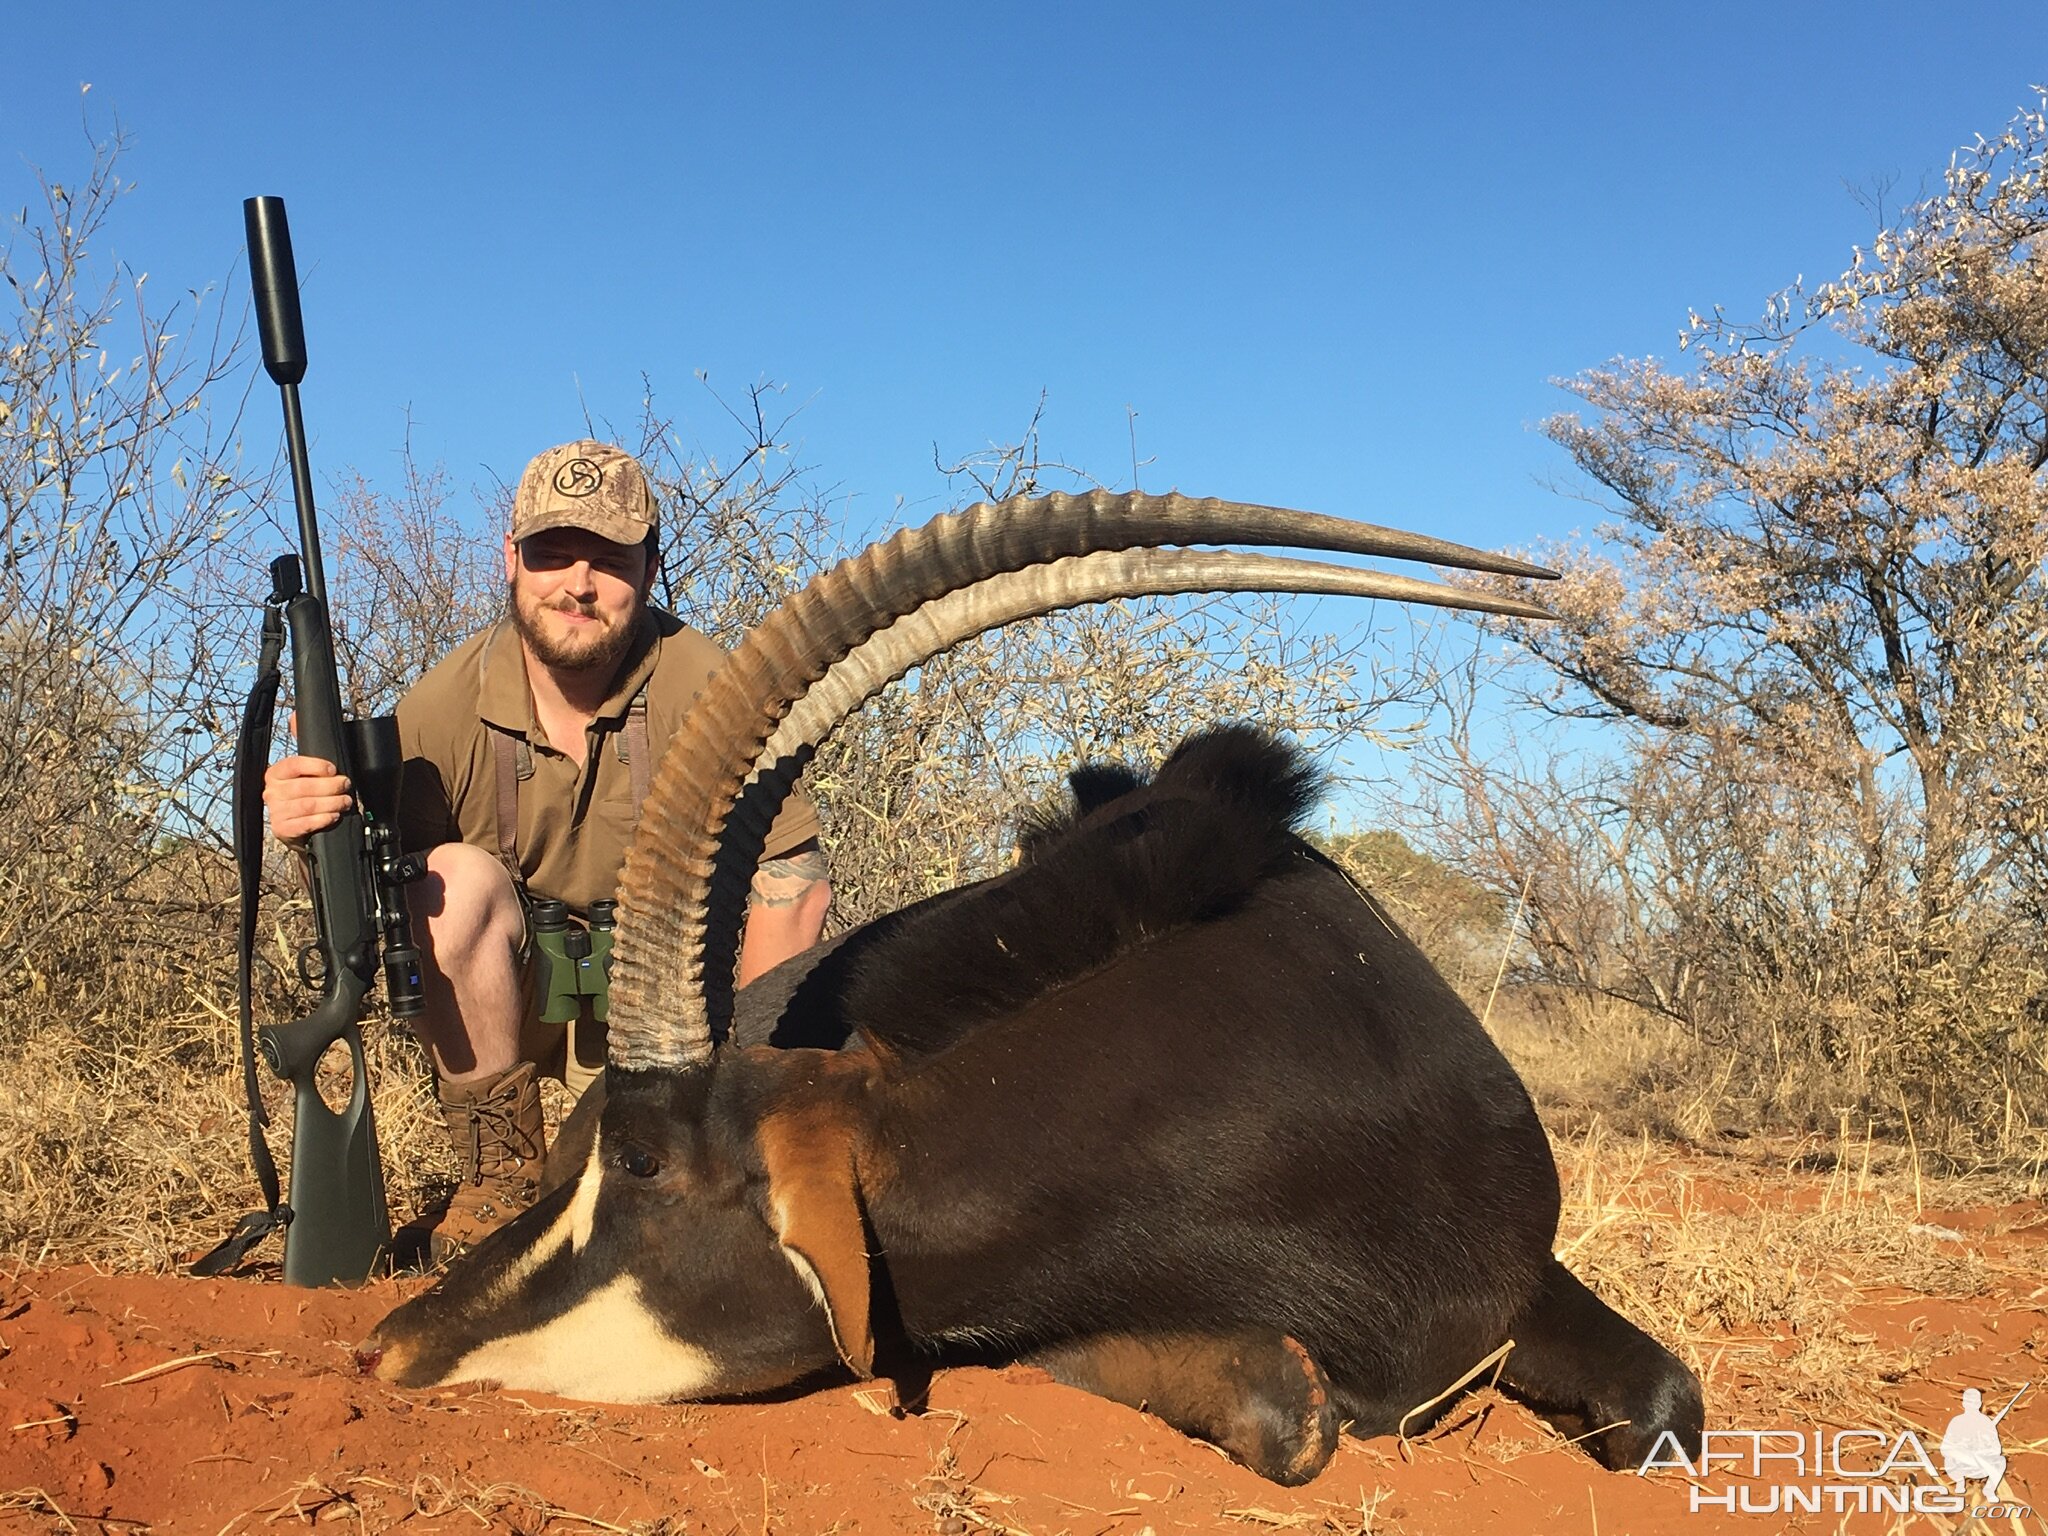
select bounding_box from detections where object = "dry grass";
[1544,1118,2005,1437]
[1493,987,2048,1179]
[0,906,464,1271]
[204,1469,658,1534]
[914,1443,1036,1536]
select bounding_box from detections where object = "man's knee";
[408,843,523,959]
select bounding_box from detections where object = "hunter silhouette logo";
[1942,1385,2021,1498]
[552,457,604,497]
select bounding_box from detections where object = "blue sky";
[12,3,2044,561]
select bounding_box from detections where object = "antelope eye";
[617,1144,660,1179]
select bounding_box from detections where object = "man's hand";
[264,755,353,848]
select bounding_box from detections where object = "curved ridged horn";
[607,490,1555,1070]
[754,549,1553,776]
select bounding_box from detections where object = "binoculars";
[532,898,617,1025]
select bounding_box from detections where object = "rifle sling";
[190,597,292,1276]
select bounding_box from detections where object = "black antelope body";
[359,492,1703,1484]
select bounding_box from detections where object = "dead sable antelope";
[359,492,1704,1485]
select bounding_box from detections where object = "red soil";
[2,1182,2043,1535]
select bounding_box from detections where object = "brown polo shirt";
[396,608,821,918]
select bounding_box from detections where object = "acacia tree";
[1466,96,2048,1137]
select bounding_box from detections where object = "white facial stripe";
[483,1139,606,1307]
[446,1275,718,1402]
[568,1136,604,1253]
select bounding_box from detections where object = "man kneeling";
[264,440,829,1260]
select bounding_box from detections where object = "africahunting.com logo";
[1638,1385,2033,1519]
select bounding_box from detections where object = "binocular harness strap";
[624,693,650,815]
[490,727,532,890]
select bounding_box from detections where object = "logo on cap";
[552,458,605,498]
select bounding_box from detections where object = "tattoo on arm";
[750,840,829,908]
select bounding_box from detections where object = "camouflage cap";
[511,441,659,547]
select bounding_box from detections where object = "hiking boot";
[395,1061,546,1267]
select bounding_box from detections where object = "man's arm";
[737,838,831,986]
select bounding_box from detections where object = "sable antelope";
[359,492,1704,1485]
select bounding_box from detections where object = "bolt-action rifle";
[192,197,424,1286]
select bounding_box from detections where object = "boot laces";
[455,1079,543,1186]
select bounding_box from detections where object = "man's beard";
[508,580,640,677]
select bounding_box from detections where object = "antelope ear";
[757,1107,874,1378]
